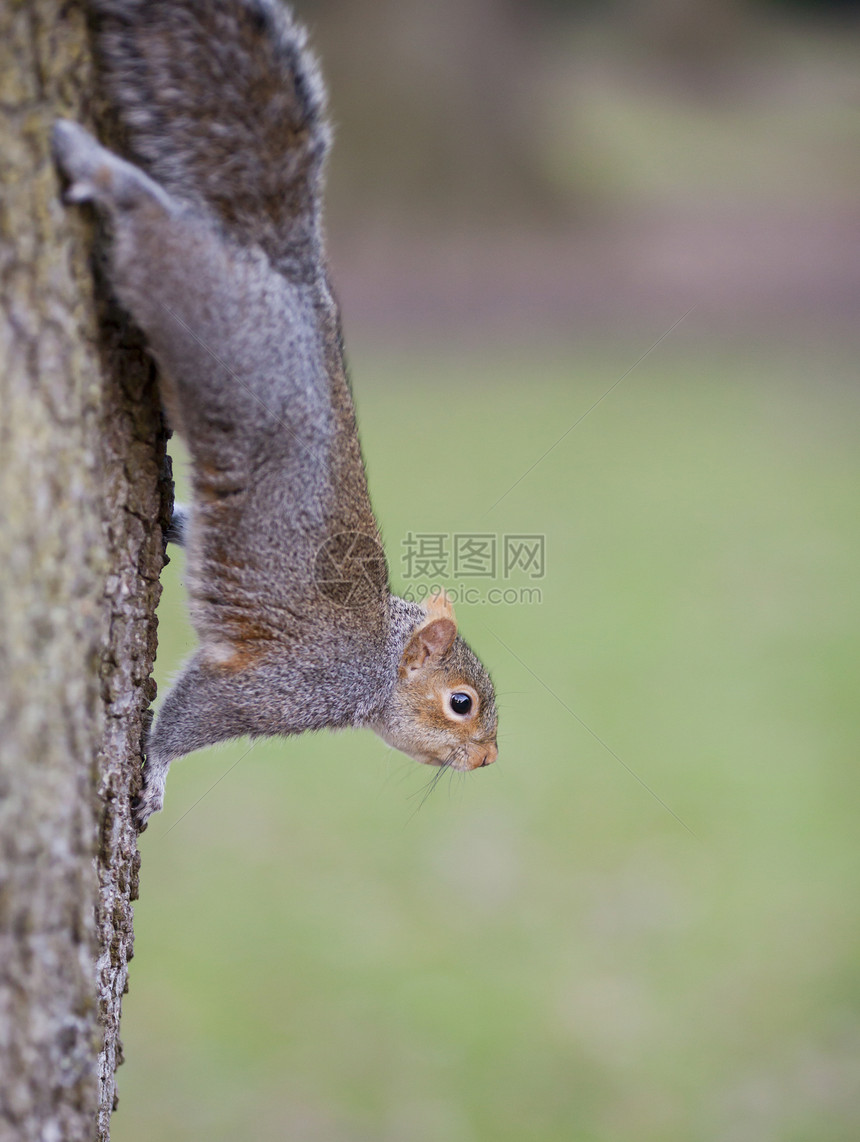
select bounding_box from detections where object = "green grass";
[114,336,860,1142]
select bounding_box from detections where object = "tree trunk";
[0,3,169,1139]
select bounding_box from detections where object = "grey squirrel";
[53,0,498,830]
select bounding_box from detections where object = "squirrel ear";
[401,594,458,675]
[401,618,457,674]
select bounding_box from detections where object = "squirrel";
[52,0,498,829]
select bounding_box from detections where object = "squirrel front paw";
[132,765,167,833]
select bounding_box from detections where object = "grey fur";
[165,503,189,546]
[53,0,497,829]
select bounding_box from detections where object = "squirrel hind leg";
[52,120,172,214]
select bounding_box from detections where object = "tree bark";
[0,3,169,1139]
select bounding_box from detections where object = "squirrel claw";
[132,781,164,833]
[131,804,148,835]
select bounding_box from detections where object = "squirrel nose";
[478,742,498,768]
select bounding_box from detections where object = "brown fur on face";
[377,592,498,771]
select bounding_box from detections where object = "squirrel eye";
[449,692,473,716]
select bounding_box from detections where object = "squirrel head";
[375,592,498,772]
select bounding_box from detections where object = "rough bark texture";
[0,2,169,1139]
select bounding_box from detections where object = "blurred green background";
[114,1,860,1140]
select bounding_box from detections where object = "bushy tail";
[91,0,330,270]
